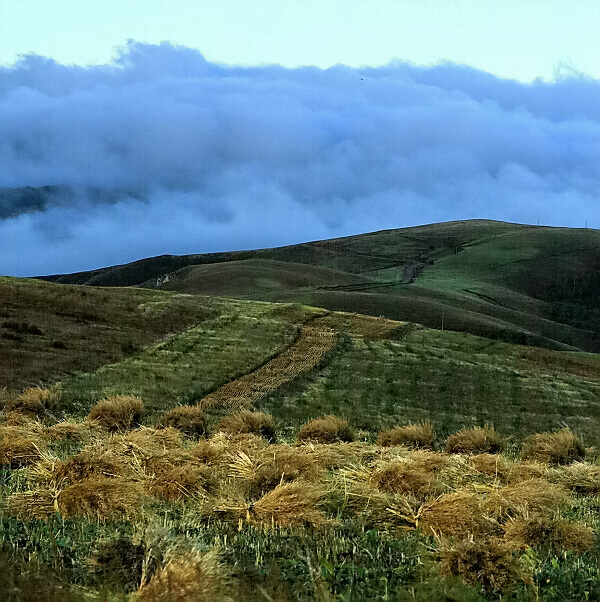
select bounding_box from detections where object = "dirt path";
[198,320,339,412]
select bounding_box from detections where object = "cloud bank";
[1,41,599,276]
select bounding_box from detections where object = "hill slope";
[40,220,600,352]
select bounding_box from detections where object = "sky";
[1,0,599,276]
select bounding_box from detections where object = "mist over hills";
[40,219,600,353]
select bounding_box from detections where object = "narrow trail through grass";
[198,315,339,412]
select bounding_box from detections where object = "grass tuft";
[521,428,586,465]
[296,415,355,444]
[158,404,209,439]
[376,423,435,449]
[88,395,144,431]
[215,411,276,443]
[439,537,528,593]
[138,549,231,602]
[445,426,506,454]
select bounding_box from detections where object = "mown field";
[1,274,599,600]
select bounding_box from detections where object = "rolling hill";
[41,220,600,352]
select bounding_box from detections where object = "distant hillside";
[39,220,600,352]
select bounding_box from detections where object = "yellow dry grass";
[445,427,506,455]
[215,411,276,442]
[503,517,595,553]
[138,549,231,602]
[439,537,528,593]
[157,404,208,439]
[484,478,572,521]
[521,428,586,465]
[57,476,143,520]
[376,423,435,449]
[88,395,144,431]
[296,416,355,444]
[417,492,492,537]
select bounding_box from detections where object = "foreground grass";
[1,403,599,600]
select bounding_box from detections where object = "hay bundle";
[371,461,440,498]
[556,462,600,496]
[55,446,136,483]
[57,476,143,520]
[158,405,209,439]
[505,461,547,483]
[439,537,527,593]
[215,411,276,443]
[0,428,45,468]
[249,481,326,528]
[468,454,509,480]
[110,427,183,452]
[484,478,571,521]
[376,423,435,449]
[42,421,92,443]
[296,416,354,444]
[138,549,231,602]
[417,492,490,537]
[5,489,59,519]
[503,517,595,553]
[445,427,506,454]
[88,395,143,431]
[521,428,586,465]
[406,450,452,473]
[188,440,222,465]
[149,464,216,502]
[6,387,55,417]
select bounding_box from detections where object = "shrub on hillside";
[376,423,434,449]
[521,428,586,465]
[158,405,209,439]
[296,415,355,444]
[445,426,506,454]
[215,411,276,443]
[88,396,143,431]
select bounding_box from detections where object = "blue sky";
[1,1,599,276]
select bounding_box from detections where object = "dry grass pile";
[503,517,595,553]
[0,426,46,468]
[371,461,440,498]
[506,461,547,483]
[296,415,355,444]
[227,446,324,498]
[158,405,209,439]
[57,476,143,520]
[5,489,59,519]
[554,462,600,495]
[249,481,326,528]
[376,423,434,449]
[88,395,143,431]
[1,410,38,426]
[189,440,222,465]
[55,447,132,484]
[111,427,183,452]
[215,411,276,443]
[485,478,571,521]
[149,464,217,502]
[406,450,452,474]
[468,454,510,480]
[42,421,93,443]
[521,428,586,465]
[439,537,527,593]
[5,386,60,417]
[417,492,491,537]
[445,427,506,454]
[138,549,231,602]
